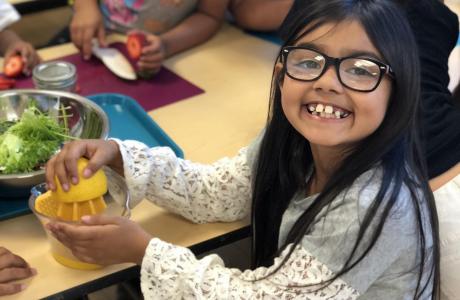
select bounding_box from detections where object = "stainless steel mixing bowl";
[0,89,109,198]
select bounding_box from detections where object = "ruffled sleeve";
[140,238,359,299]
[114,139,257,223]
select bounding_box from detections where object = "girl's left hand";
[4,41,41,76]
[46,215,152,265]
[137,32,166,74]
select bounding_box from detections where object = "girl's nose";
[312,65,344,94]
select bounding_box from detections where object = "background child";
[0,0,40,76]
[403,0,460,298]
[230,0,293,31]
[70,0,230,74]
[45,0,439,298]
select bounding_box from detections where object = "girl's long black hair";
[250,0,440,298]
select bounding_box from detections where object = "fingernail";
[83,168,92,178]
[19,284,27,291]
[31,268,38,275]
[47,182,54,190]
[81,215,91,222]
[62,183,69,191]
[71,177,78,184]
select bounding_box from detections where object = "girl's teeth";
[306,103,350,119]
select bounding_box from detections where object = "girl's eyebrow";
[296,42,384,61]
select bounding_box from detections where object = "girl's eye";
[296,59,321,69]
[345,67,376,77]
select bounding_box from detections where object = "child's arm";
[137,0,229,72]
[161,0,229,58]
[47,218,360,298]
[230,0,293,31]
[0,30,40,75]
[70,0,106,60]
[115,139,254,224]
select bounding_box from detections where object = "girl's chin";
[301,133,352,149]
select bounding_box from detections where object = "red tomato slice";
[3,55,24,78]
[0,76,15,85]
[126,33,146,60]
[0,76,16,89]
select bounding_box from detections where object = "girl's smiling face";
[280,20,392,153]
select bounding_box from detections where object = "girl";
[45,0,440,298]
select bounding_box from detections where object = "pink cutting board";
[12,42,204,111]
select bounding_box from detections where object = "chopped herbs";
[0,106,74,174]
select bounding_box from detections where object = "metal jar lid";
[32,61,77,89]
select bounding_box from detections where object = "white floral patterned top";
[114,138,433,300]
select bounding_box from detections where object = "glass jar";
[32,61,77,92]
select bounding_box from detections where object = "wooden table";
[0,24,280,299]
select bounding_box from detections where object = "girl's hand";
[0,247,37,296]
[46,215,152,265]
[134,31,166,74]
[70,0,106,60]
[4,41,41,76]
[45,139,122,192]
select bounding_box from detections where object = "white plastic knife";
[92,40,137,80]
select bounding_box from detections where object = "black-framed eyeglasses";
[281,46,395,92]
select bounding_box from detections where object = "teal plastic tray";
[0,93,183,220]
[89,93,184,158]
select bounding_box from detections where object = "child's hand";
[4,41,41,76]
[46,215,152,265]
[45,139,123,192]
[137,32,166,74]
[0,247,37,296]
[70,0,106,60]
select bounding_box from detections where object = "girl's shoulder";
[352,166,423,208]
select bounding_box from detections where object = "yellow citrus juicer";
[35,158,108,221]
[34,157,108,269]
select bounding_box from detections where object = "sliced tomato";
[3,55,24,78]
[0,83,13,90]
[0,76,16,89]
[74,83,82,93]
[126,33,146,60]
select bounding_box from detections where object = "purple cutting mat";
[12,42,204,111]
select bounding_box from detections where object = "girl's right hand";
[45,139,122,192]
[70,0,106,60]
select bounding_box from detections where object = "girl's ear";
[274,62,284,88]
